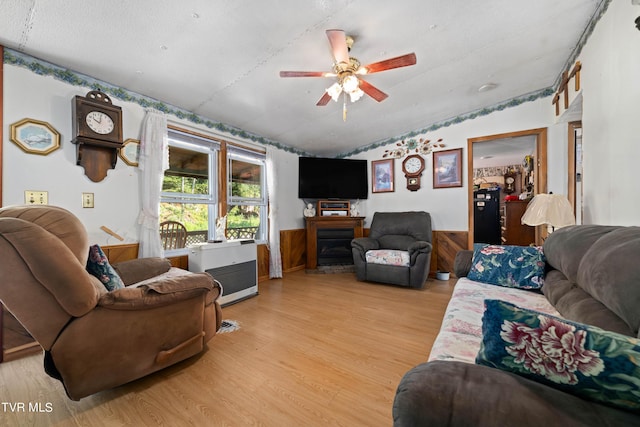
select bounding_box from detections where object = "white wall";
[577,0,640,225]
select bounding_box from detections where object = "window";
[160,129,219,250]
[227,146,267,243]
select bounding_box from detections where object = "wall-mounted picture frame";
[10,118,61,155]
[372,159,395,193]
[433,148,463,188]
[119,138,140,166]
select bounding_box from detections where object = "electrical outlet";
[82,193,94,208]
[25,191,48,205]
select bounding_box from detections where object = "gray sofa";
[393,225,640,426]
[351,211,432,288]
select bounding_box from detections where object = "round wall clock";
[402,154,425,191]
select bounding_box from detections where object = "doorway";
[467,128,548,248]
[568,121,583,224]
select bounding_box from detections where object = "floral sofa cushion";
[467,244,546,290]
[477,299,640,412]
[428,278,559,364]
[365,249,410,267]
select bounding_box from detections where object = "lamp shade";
[521,193,575,228]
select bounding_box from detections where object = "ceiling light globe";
[327,82,342,102]
[349,88,364,102]
[342,75,360,93]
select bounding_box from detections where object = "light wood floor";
[0,271,456,426]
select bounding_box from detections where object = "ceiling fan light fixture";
[327,82,343,102]
[348,87,364,102]
[342,74,360,93]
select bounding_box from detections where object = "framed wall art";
[119,138,140,166]
[433,148,463,188]
[10,118,61,155]
[372,159,394,193]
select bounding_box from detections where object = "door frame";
[467,128,548,249]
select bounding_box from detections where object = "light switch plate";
[25,191,48,205]
[82,192,94,208]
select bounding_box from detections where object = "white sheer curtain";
[137,109,169,258]
[266,148,283,278]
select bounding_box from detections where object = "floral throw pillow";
[477,299,640,412]
[467,244,545,289]
[86,244,125,291]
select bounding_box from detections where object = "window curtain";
[137,109,169,258]
[266,148,283,278]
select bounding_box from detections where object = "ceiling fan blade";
[358,78,388,102]
[326,29,349,64]
[316,92,332,106]
[280,71,329,78]
[360,53,417,74]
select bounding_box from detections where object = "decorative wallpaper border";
[339,87,554,158]
[5,0,610,160]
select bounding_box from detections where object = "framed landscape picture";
[372,159,394,193]
[433,148,463,188]
[10,118,61,155]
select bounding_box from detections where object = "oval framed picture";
[119,138,140,166]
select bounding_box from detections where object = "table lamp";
[521,193,576,233]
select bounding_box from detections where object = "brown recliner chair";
[0,205,222,400]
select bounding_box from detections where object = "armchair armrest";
[351,237,379,253]
[112,257,172,286]
[454,250,474,277]
[408,241,433,265]
[408,241,432,253]
[98,272,220,310]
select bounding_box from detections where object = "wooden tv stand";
[305,216,364,269]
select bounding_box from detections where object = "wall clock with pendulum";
[71,90,123,182]
[402,154,425,191]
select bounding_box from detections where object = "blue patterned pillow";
[467,244,545,289]
[477,299,640,412]
[86,244,125,291]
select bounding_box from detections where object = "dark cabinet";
[501,200,535,246]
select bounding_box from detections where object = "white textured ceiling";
[0,0,603,156]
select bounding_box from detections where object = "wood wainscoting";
[102,230,470,282]
[280,229,306,273]
[277,228,469,278]
[433,230,469,277]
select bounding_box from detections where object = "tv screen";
[298,157,368,200]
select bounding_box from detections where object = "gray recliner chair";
[351,211,433,288]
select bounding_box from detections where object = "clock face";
[506,177,515,184]
[85,111,115,135]
[404,156,423,174]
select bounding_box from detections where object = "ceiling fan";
[280,29,416,117]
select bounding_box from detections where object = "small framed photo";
[372,159,394,193]
[10,118,61,155]
[433,148,463,188]
[119,138,140,166]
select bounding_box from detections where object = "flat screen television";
[298,157,368,200]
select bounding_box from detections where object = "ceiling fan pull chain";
[343,92,347,122]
